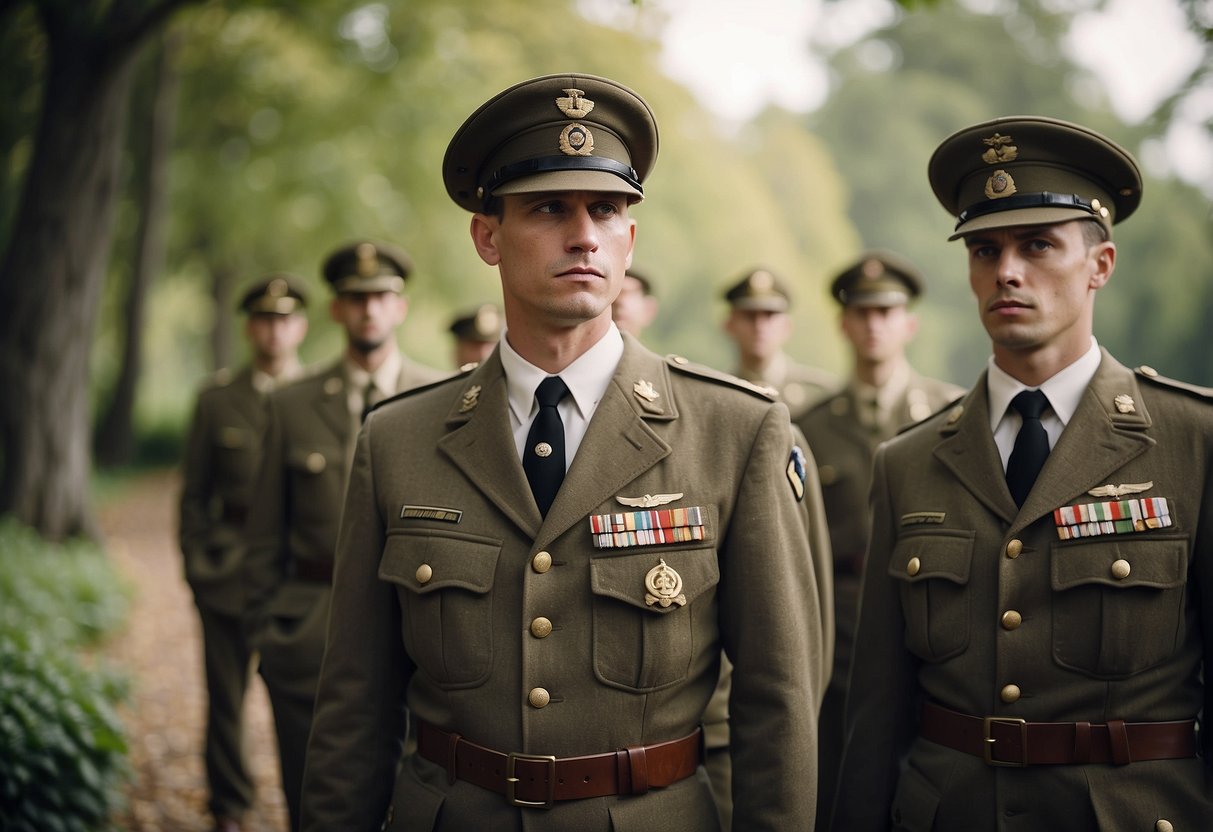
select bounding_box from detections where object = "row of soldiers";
[179,70,1213,832]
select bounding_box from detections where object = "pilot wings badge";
[617,493,684,508]
[1088,481,1153,498]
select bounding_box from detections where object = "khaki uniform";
[178,366,267,821]
[243,356,444,829]
[736,351,837,421]
[834,352,1213,830]
[301,339,825,830]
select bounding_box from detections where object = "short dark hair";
[1080,218,1109,247]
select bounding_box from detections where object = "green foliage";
[0,520,132,831]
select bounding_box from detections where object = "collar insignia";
[633,379,659,402]
[459,385,481,413]
[1114,394,1136,414]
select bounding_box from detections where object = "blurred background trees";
[1,0,1210,539]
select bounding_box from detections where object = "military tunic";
[301,338,825,831]
[179,365,269,820]
[833,351,1213,830]
[242,354,444,830]
[736,351,837,421]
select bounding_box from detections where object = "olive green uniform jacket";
[834,351,1213,831]
[301,338,826,831]
[795,371,961,828]
[242,355,445,828]
[736,351,838,421]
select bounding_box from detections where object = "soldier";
[834,117,1213,830]
[795,251,962,827]
[178,274,309,832]
[448,303,503,369]
[611,267,658,338]
[301,72,826,831]
[722,267,837,419]
[242,241,445,831]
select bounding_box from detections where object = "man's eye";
[592,202,620,217]
[536,202,564,214]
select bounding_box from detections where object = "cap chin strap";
[956,191,1098,230]
[483,156,641,203]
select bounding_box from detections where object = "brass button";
[415,563,433,584]
[1000,684,1021,703]
[530,617,553,638]
[1001,610,1022,630]
[305,452,326,473]
[532,551,552,573]
[1005,539,1023,559]
[323,376,343,395]
[1111,559,1131,580]
[1156,820,1174,832]
[906,557,921,577]
[528,687,550,708]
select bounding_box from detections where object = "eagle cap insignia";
[633,379,659,402]
[1088,481,1153,498]
[1114,394,1136,413]
[618,493,683,508]
[459,385,481,413]
[556,88,595,119]
[645,559,687,608]
[355,242,379,277]
[981,133,1018,164]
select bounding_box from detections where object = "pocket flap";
[889,530,975,585]
[1052,537,1187,591]
[379,530,501,595]
[590,549,719,614]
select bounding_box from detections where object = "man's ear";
[1089,240,1116,290]
[470,213,501,266]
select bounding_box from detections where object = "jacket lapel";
[932,376,1017,524]
[313,361,353,443]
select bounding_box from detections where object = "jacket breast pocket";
[379,529,502,689]
[590,548,719,692]
[213,425,256,483]
[890,530,974,662]
[1051,535,1189,678]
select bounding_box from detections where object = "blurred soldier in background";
[448,303,503,369]
[611,267,659,339]
[241,241,445,831]
[722,267,837,419]
[795,251,961,827]
[178,274,309,832]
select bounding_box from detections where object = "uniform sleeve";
[241,392,287,638]
[831,444,919,830]
[301,416,409,831]
[721,403,823,829]
[1198,442,1213,764]
[178,391,212,563]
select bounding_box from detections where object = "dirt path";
[98,468,288,831]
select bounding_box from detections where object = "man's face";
[329,291,407,354]
[965,220,1114,365]
[611,275,658,336]
[839,304,916,365]
[246,312,307,362]
[724,308,790,364]
[470,191,636,332]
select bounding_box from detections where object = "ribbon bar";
[1054,497,1171,540]
[590,506,705,549]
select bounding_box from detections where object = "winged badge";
[617,493,684,508]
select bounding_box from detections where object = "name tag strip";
[1053,497,1171,540]
[590,506,705,549]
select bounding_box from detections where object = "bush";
[0,521,132,831]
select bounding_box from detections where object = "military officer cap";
[830,251,922,308]
[929,115,1142,241]
[448,304,503,343]
[239,273,308,315]
[723,268,792,313]
[625,268,654,295]
[443,72,659,212]
[321,241,412,294]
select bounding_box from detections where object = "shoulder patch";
[665,355,776,401]
[1135,365,1213,400]
[368,366,474,414]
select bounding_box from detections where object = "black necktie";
[1005,389,1051,507]
[524,376,569,516]
[360,380,384,423]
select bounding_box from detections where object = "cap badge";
[618,492,683,508]
[267,277,288,297]
[556,88,595,119]
[644,559,687,608]
[750,270,775,292]
[355,243,379,277]
[559,123,594,156]
[459,385,481,413]
[633,379,659,402]
[984,169,1017,200]
[1113,394,1136,414]
[981,133,1018,164]
[861,259,884,279]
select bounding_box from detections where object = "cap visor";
[493,169,643,202]
[949,206,1100,241]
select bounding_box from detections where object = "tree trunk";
[95,32,180,468]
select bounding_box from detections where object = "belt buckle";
[983,716,1028,767]
[505,752,556,808]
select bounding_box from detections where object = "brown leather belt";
[292,558,333,583]
[417,720,702,808]
[921,701,1197,766]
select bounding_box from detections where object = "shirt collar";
[986,336,1101,431]
[500,323,624,423]
[344,347,402,396]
